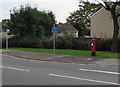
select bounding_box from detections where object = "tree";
[66,10,86,36]
[66,2,102,36]
[8,4,56,38]
[46,11,56,36]
[93,0,120,53]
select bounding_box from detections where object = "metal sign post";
[6,37,8,50]
[52,25,58,53]
[6,29,10,50]
[53,32,55,53]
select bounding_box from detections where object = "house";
[0,22,2,33]
[0,19,13,38]
[0,21,6,38]
[57,24,78,37]
[90,8,120,39]
[0,22,2,45]
[2,19,10,32]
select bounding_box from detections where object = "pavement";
[2,50,120,66]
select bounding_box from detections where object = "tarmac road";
[2,55,120,85]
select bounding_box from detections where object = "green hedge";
[4,36,90,50]
[96,39,112,51]
[2,36,120,52]
[96,39,120,52]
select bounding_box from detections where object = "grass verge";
[7,48,119,58]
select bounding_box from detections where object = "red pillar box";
[91,39,96,56]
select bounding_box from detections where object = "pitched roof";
[58,24,78,32]
[90,7,104,18]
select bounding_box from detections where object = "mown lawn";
[8,48,119,58]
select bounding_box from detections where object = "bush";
[118,39,120,52]
[55,36,74,49]
[8,35,91,50]
[72,38,90,50]
[55,36,91,50]
[9,36,40,48]
[39,37,49,49]
[1,37,6,48]
[96,39,112,51]
[96,38,120,52]
[55,36,66,49]
[7,35,120,52]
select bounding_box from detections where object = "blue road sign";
[52,27,58,33]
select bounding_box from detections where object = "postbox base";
[91,52,96,56]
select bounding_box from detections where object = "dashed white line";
[49,73,120,85]
[79,68,120,75]
[0,66,30,72]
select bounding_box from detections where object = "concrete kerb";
[2,54,53,61]
[2,54,91,65]
[2,50,119,66]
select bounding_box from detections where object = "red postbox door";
[91,39,96,52]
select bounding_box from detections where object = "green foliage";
[97,39,112,51]
[8,36,39,48]
[66,2,102,36]
[82,28,90,36]
[6,36,120,53]
[8,35,91,50]
[8,4,56,38]
[39,37,50,48]
[97,39,120,52]
[56,36,74,49]
[51,36,90,50]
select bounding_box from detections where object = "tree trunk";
[111,11,119,53]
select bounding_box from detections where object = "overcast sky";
[0,0,80,23]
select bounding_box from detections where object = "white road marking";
[79,68,120,75]
[49,73,120,85]
[0,66,30,72]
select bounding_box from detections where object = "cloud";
[0,0,28,3]
[0,0,79,23]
